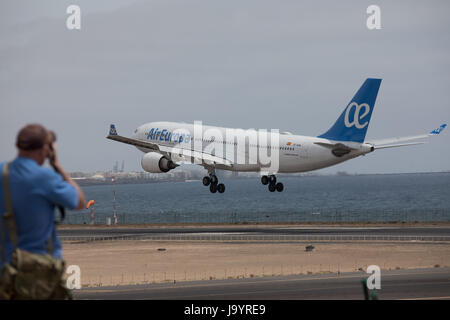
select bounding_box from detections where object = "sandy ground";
[62,240,450,287]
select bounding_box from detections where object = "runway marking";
[78,284,359,299]
[152,286,357,300]
[78,289,122,293]
[79,281,450,300]
[399,296,450,300]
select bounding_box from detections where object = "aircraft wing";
[106,124,233,166]
[367,124,446,150]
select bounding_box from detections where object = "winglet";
[109,124,118,136]
[430,124,447,135]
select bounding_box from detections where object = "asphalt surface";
[58,225,450,241]
[59,225,450,237]
[74,267,450,300]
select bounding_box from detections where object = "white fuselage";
[132,121,374,174]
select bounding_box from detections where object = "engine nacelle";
[141,152,177,173]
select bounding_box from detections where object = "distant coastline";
[70,170,450,187]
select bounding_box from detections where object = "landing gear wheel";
[269,175,277,185]
[202,176,211,186]
[217,183,225,193]
[276,182,284,192]
[268,184,276,192]
[210,183,218,193]
[210,175,218,185]
[261,176,269,185]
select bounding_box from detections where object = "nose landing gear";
[261,175,284,192]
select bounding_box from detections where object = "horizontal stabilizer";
[314,141,358,157]
[369,123,446,150]
[374,142,426,150]
[314,142,358,150]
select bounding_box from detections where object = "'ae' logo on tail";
[344,102,371,129]
[318,78,381,143]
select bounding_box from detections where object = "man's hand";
[48,142,61,171]
[46,135,86,210]
[47,131,59,168]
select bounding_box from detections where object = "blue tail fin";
[318,78,382,143]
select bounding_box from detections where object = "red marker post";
[86,199,95,225]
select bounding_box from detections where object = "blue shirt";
[0,157,78,269]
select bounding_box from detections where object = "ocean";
[65,173,450,224]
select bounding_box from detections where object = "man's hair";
[16,124,49,151]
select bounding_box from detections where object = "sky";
[0,0,449,174]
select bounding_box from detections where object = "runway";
[59,225,450,242]
[74,267,450,300]
[64,225,450,300]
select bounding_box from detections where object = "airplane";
[107,78,446,193]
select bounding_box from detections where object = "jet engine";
[141,152,177,173]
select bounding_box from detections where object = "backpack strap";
[1,163,18,263]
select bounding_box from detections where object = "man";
[0,123,85,271]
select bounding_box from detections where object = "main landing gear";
[202,173,225,194]
[261,175,284,192]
